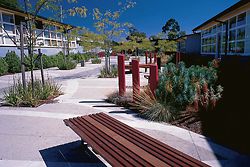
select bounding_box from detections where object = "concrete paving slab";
[1,61,250,167]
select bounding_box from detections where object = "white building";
[193,0,250,57]
[0,4,82,56]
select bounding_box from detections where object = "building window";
[237,13,246,26]
[236,41,244,53]
[44,31,50,38]
[44,39,50,46]
[237,27,245,40]
[222,22,228,31]
[71,42,76,48]
[52,40,57,46]
[229,30,236,41]
[0,23,3,33]
[229,42,235,53]
[4,36,15,45]
[3,24,15,34]
[51,32,56,39]
[36,29,43,38]
[229,17,236,29]
[58,41,62,46]
[57,33,61,39]
[2,13,14,23]
[0,37,3,44]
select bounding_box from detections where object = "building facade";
[193,0,250,57]
[0,5,82,57]
[177,33,201,55]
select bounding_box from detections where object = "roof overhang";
[193,0,250,31]
[0,4,76,29]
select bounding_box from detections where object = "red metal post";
[149,52,152,64]
[154,52,157,63]
[132,59,140,101]
[118,54,126,96]
[145,51,148,72]
[149,64,159,96]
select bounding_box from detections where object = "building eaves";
[0,4,76,29]
[193,0,249,31]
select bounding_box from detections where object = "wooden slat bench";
[64,112,210,167]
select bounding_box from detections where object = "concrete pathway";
[0,58,250,167]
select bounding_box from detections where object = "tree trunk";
[38,49,45,86]
[105,49,109,73]
[20,23,26,89]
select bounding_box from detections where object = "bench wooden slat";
[65,118,125,166]
[74,117,138,167]
[97,112,208,167]
[83,116,168,167]
[91,114,189,166]
[77,117,150,167]
[64,113,210,167]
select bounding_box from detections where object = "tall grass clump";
[131,86,178,122]
[91,57,101,64]
[4,78,62,107]
[99,65,118,78]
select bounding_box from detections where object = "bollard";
[149,64,159,96]
[145,51,148,72]
[118,55,126,96]
[154,52,157,63]
[132,59,140,101]
[149,52,152,64]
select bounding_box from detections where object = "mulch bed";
[170,112,203,135]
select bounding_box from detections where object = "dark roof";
[193,0,249,31]
[0,4,76,29]
[176,33,200,41]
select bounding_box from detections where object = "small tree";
[162,18,186,40]
[79,28,106,52]
[93,1,136,73]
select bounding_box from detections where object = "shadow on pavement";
[79,100,106,104]
[39,140,104,167]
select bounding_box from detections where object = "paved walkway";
[0,59,250,167]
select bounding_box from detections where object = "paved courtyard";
[0,58,250,167]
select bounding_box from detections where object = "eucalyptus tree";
[93,0,136,73]
[162,18,186,40]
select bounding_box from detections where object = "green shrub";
[34,54,58,69]
[4,78,62,107]
[69,52,85,63]
[0,58,8,76]
[91,57,101,64]
[5,51,21,73]
[99,65,118,78]
[156,61,222,111]
[57,58,77,70]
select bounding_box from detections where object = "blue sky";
[61,0,239,37]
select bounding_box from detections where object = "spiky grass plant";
[4,77,62,107]
[131,86,179,122]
